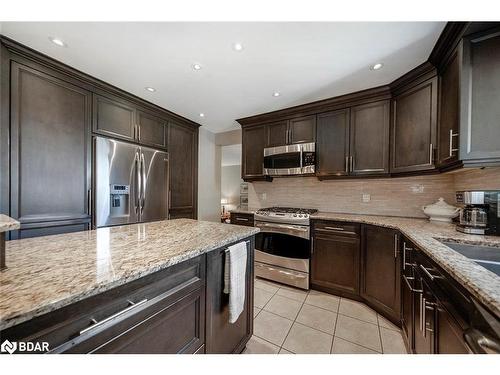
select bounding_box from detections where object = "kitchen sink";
[441,241,500,276]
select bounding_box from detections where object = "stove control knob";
[293,214,297,217]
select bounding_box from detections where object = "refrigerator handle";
[141,152,146,214]
[135,151,141,215]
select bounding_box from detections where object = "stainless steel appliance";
[263,142,315,176]
[95,137,169,227]
[456,191,500,235]
[254,207,317,289]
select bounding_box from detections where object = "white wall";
[221,165,243,211]
[197,127,220,222]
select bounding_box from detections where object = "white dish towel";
[223,241,248,324]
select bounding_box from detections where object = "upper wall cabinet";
[242,125,267,180]
[266,116,316,147]
[437,47,461,168]
[93,94,168,149]
[391,75,438,174]
[460,28,500,166]
[316,100,390,178]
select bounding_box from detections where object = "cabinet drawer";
[313,220,360,236]
[2,256,205,353]
[230,212,254,226]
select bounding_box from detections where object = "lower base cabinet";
[0,237,254,354]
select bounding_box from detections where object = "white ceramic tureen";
[422,197,460,223]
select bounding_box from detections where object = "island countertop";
[310,212,500,317]
[0,215,20,233]
[0,219,259,330]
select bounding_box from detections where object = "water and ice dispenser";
[110,184,130,217]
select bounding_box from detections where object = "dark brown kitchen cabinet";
[413,275,435,354]
[311,221,360,298]
[437,47,461,168]
[401,238,416,350]
[205,239,254,353]
[230,212,254,227]
[360,225,400,321]
[266,120,289,147]
[136,109,168,149]
[436,300,470,354]
[8,61,91,239]
[460,28,500,166]
[93,93,136,141]
[242,125,267,180]
[316,109,350,177]
[350,100,390,176]
[391,76,438,173]
[168,122,198,219]
[266,116,316,147]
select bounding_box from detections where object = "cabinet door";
[413,276,435,354]
[136,109,167,149]
[391,77,438,173]
[436,301,469,354]
[289,115,316,144]
[9,62,91,239]
[350,101,390,175]
[311,232,360,297]
[361,225,401,320]
[438,48,461,167]
[316,109,350,177]
[242,125,267,179]
[93,93,136,141]
[168,122,198,218]
[205,239,254,353]
[460,30,500,165]
[266,120,288,147]
[401,269,414,351]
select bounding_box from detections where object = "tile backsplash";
[247,168,500,218]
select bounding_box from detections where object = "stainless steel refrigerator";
[94,136,169,228]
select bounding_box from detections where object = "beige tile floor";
[244,277,408,354]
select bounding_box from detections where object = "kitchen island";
[0,219,259,354]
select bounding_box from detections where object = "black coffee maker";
[456,191,500,235]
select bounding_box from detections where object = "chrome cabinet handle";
[345,156,349,173]
[87,188,92,216]
[394,234,398,259]
[403,242,406,270]
[138,124,141,141]
[422,298,435,338]
[419,264,441,281]
[403,275,423,293]
[429,143,434,164]
[79,299,148,335]
[236,217,249,221]
[449,129,459,157]
[420,293,424,333]
[350,155,354,172]
[324,226,344,231]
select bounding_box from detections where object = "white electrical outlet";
[261,193,267,201]
[362,194,371,203]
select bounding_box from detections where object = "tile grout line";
[277,286,309,353]
[376,314,384,354]
[330,297,341,353]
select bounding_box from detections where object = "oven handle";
[255,222,310,239]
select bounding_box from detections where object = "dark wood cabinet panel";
[391,77,438,173]
[230,212,254,227]
[9,62,91,239]
[316,109,350,177]
[438,48,461,167]
[289,115,316,144]
[206,239,254,353]
[242,125,267,179]
[136,109,167,149]
[169,208,195,220]
[360,225,400,321]
[266,120,289,147]
[350,100,390,175]
[436,301,469,354]
[460,29,500,165]
[93,93,136,141]
[168,122,198,218]
[311,223,360,297]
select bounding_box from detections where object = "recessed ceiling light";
[193,63,202,71]
[232,42,244,52]
[273,92,281,97]
[199,113,205,118]
[49,37,66,47]
[371,63,384,70]
[145,87,156,92]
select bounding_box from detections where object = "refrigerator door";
[95,137,141,227]
[140,146,169,222]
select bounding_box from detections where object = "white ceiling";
[221,144,242,167]
[0,22,445,133]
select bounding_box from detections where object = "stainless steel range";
[254,207,317,289]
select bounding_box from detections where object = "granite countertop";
[0,215,20,233]
[0,219,259,330]
[311,212,500,317]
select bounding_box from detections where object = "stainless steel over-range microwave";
[263,142,315,176]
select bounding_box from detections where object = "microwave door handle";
[300,145,303,172]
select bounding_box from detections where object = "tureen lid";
[423,197,458,212]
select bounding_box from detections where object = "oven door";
[254,221,310,273]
